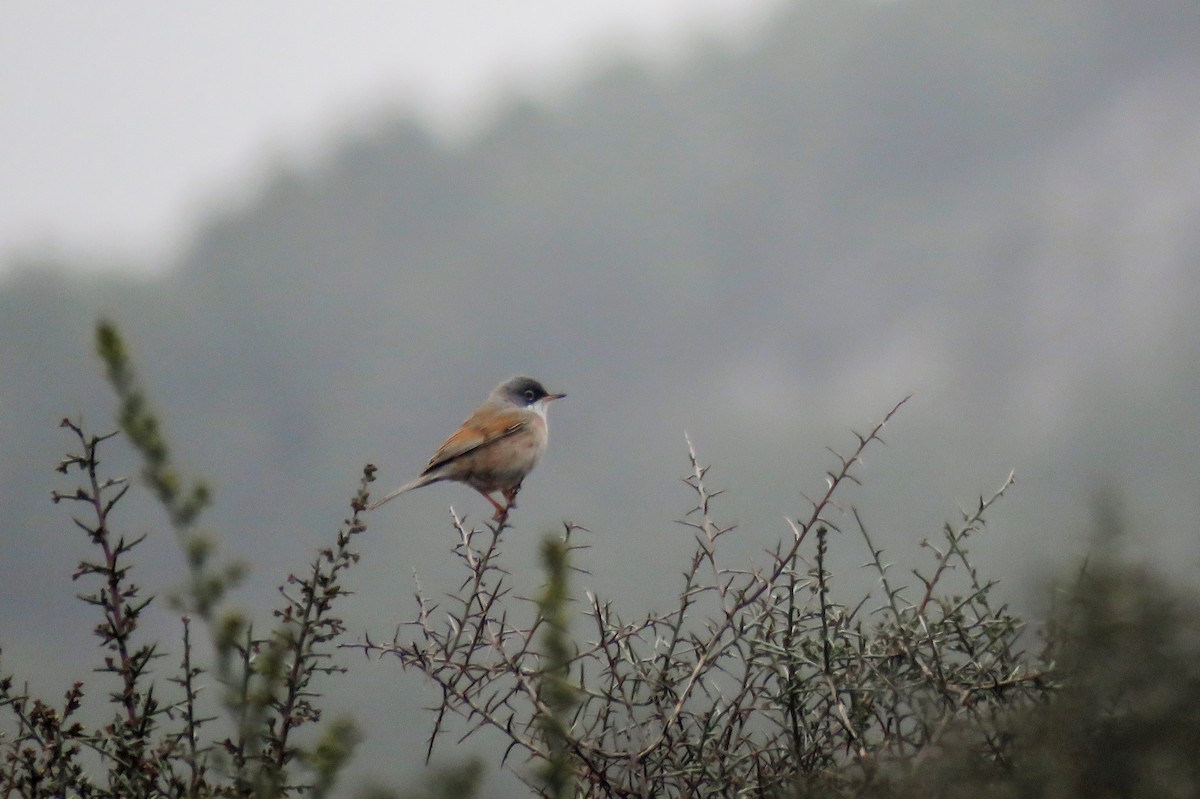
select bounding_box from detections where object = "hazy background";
[3,1,1199,795]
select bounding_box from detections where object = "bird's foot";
[501,484,522,509]
[479,485,522,523]
[477,489,509,522]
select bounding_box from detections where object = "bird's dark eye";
[524,389,536,402]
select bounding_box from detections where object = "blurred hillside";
[3,1,1200,794]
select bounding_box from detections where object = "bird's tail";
[367,473,440,510]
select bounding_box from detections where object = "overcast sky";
[0,1,779,273]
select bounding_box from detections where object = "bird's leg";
[501,483,523,512]
[474,488,508,520]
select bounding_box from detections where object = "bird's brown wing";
[421,408,527,475]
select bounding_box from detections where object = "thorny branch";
[347,399,1048,796]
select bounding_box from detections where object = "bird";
[369,376,566,520]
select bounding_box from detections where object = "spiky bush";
[6,321,1200,799]
[1,322,370,798]
[349,400,1054,797]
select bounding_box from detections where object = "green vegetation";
[3,322,371,798]
[4,322,1200,797]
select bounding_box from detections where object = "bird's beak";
[547,392,567,401]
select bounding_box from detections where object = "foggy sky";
[0,0,778,270]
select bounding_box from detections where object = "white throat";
[529,399,551,420]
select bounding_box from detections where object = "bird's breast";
[462,414,548,492]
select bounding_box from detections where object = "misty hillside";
[3,1,1200,793]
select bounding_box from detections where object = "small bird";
[369,376,566,519]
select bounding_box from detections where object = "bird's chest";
[466,416,548,490]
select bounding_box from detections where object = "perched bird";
[369,376,566,519]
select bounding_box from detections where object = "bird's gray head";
[492,376,567,409]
